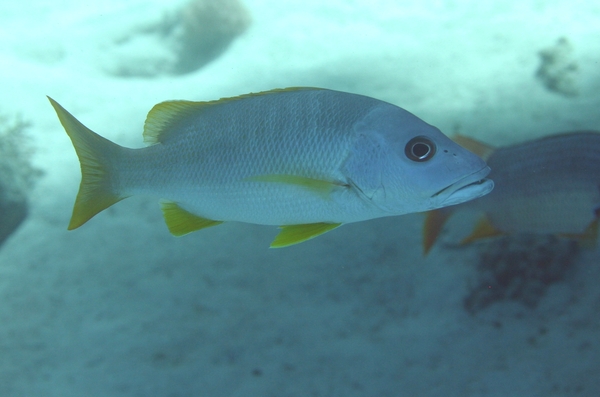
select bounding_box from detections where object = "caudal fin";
[48,97,127,229]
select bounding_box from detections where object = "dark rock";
[105,0,251,77]
[0,196,27,246]
[0,116,38,247]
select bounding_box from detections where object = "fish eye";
[405,136,436,162]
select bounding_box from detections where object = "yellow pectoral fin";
[271,223,342,248]
[159,200,223,236]
[246,174,346,199]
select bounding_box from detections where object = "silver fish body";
[50,88,493,247]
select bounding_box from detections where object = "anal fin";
[461,216,503,245]
[560,218,599,248]
[159,200,223,236]
[271,222,342,248]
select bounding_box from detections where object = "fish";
[48,87,493,248]
[423,131,600,254]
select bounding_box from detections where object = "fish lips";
[432,166,494,208]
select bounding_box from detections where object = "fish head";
[344,104,494,215]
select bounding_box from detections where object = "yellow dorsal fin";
[452,134,495,161]
[461,216,503,245]
[143,101,206,145]
[159,200,223,236]
[143,87,322,145]
[271,223,342,248]
[422,208,454,255]
[246,174,346,198]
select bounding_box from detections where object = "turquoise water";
[1,1,600,395]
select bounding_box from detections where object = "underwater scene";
[1,0,600,395]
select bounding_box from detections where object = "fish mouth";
[432,166,494,207]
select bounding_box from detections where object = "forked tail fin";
[48,97,128,229]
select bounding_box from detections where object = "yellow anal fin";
[271,222,342,248]
[423,208,454,255]
[461,216,503,245]
[160,200,223,236]
[247,174,345,198]
[559,218,599,249]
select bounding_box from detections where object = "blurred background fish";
[423,131,600,254]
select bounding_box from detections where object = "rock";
[104,0,251,77]
[0,197,27,247]
[173,0,252,74]
[0,116,39,247]
[535,37,579,97]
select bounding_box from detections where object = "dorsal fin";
[143,101,206,145]
[452,134,495,161]
[143,87,322,145]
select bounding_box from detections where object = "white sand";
[1,0,600,395]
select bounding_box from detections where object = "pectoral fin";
[160,200,223,236]
[271,222,342,248]
[247,174,346,198]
